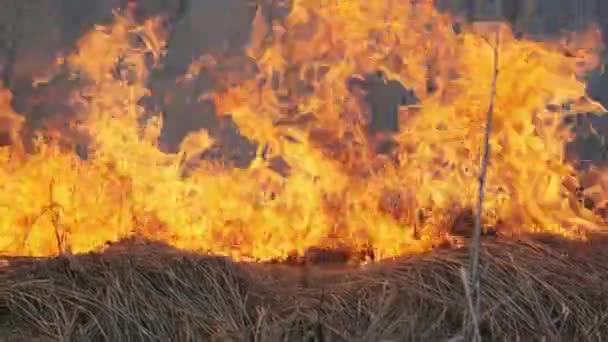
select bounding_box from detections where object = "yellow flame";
[0,3,606,261]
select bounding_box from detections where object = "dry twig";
[467,10,501,342]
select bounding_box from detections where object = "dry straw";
[2,234,608,341]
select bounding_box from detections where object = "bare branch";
[466,9,501,342]
[460,267,481,342]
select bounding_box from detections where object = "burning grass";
[2,3,608,340]
[2,234,608,341]
[0,1,607,262]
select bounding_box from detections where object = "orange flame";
[0,3,606,261]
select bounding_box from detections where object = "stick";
[314,289,325,342]
[467,15,501,342]
[460,267,480,342]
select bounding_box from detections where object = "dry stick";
[48,179,68,256]
[467,24,500,342]
[459,267,479,342]
[314,289,326,342]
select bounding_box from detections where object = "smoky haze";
[0,0,607,165]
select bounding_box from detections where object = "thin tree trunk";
[1,0,22,89]
[598,0,608,46]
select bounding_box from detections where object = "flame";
[0,3,606,261]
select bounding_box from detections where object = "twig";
[460,267,481,342]
[49,179,68,255]
[467,16,501,342]
[314,289,325,342]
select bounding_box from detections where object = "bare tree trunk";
[598,0,608,46]
[512,0,537,34]
[1,0,22,89]
[465,0,476,21]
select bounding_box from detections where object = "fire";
[0,2,606,261]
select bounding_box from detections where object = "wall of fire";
[0,0,607,163]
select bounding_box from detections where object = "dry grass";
[2,234,608,341]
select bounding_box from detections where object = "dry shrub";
[2,235,608,341]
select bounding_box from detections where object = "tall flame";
[0,2,605,261]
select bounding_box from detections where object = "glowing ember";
[0,2,606,261]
